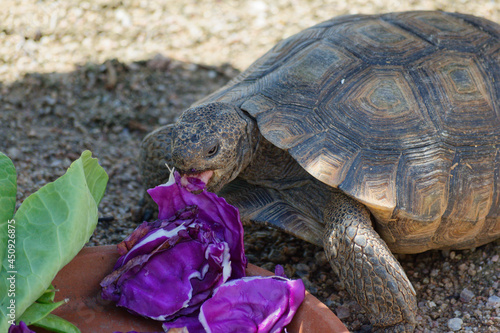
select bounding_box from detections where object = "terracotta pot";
[34,245,349,333]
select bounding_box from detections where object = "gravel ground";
[1,1,499,332]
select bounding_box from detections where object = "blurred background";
[1,0,499,82]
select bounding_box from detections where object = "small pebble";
[146,53,171,71]
[301,277,318,294]
[447,318,463,331]
[335,305,350,320]
[6,147,21,159]
[460,288,475,303]
[295,263,310,278]
[486,295,500,308]
[207,70,217,79]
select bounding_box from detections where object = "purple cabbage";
[102,172,305,332]
[199,267,305,333]
[8,322,35,333]
[113,331,163,333]
[101,172,246,325]
[148,172,246,279]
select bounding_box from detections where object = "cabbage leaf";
[0,151,108,332]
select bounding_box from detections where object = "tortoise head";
[171,102,258,192]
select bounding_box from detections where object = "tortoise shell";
[201,11,500,253]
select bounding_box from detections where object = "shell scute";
[256,104,321,150]
[323,66,439,150]
[394,145,455,222]
[411,50,499,145]
[488,148,500,218]
[443,147,497,221]
[383,11,497,52]
[338,149,400,220]
[290,130,361,187]
[325,18,433,65]
[256,40,363,108]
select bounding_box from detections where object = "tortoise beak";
[179,170,214,192]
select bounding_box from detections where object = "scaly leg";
[323,191,417,332]
[138,124,175,220]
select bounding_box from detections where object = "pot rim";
[34,245,349,333]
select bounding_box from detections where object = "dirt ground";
[1,1,499,332]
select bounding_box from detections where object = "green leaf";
[81,151,108,205]
[35,285,56,304]
[0,152,17,272]
[32,313,81,333]
[17,299,67,326]
[0,151,108,332]
[0,152,17,221]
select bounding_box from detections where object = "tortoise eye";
[207,144,219,158]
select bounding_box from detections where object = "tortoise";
[140,11,500,332]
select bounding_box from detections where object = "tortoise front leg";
[323,192,417,332]
[138,124,176,220]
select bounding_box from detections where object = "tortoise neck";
[240,135,314,190]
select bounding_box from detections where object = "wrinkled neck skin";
[226,109,262,188]
[239,134,317,191]
[227,109,323,192]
